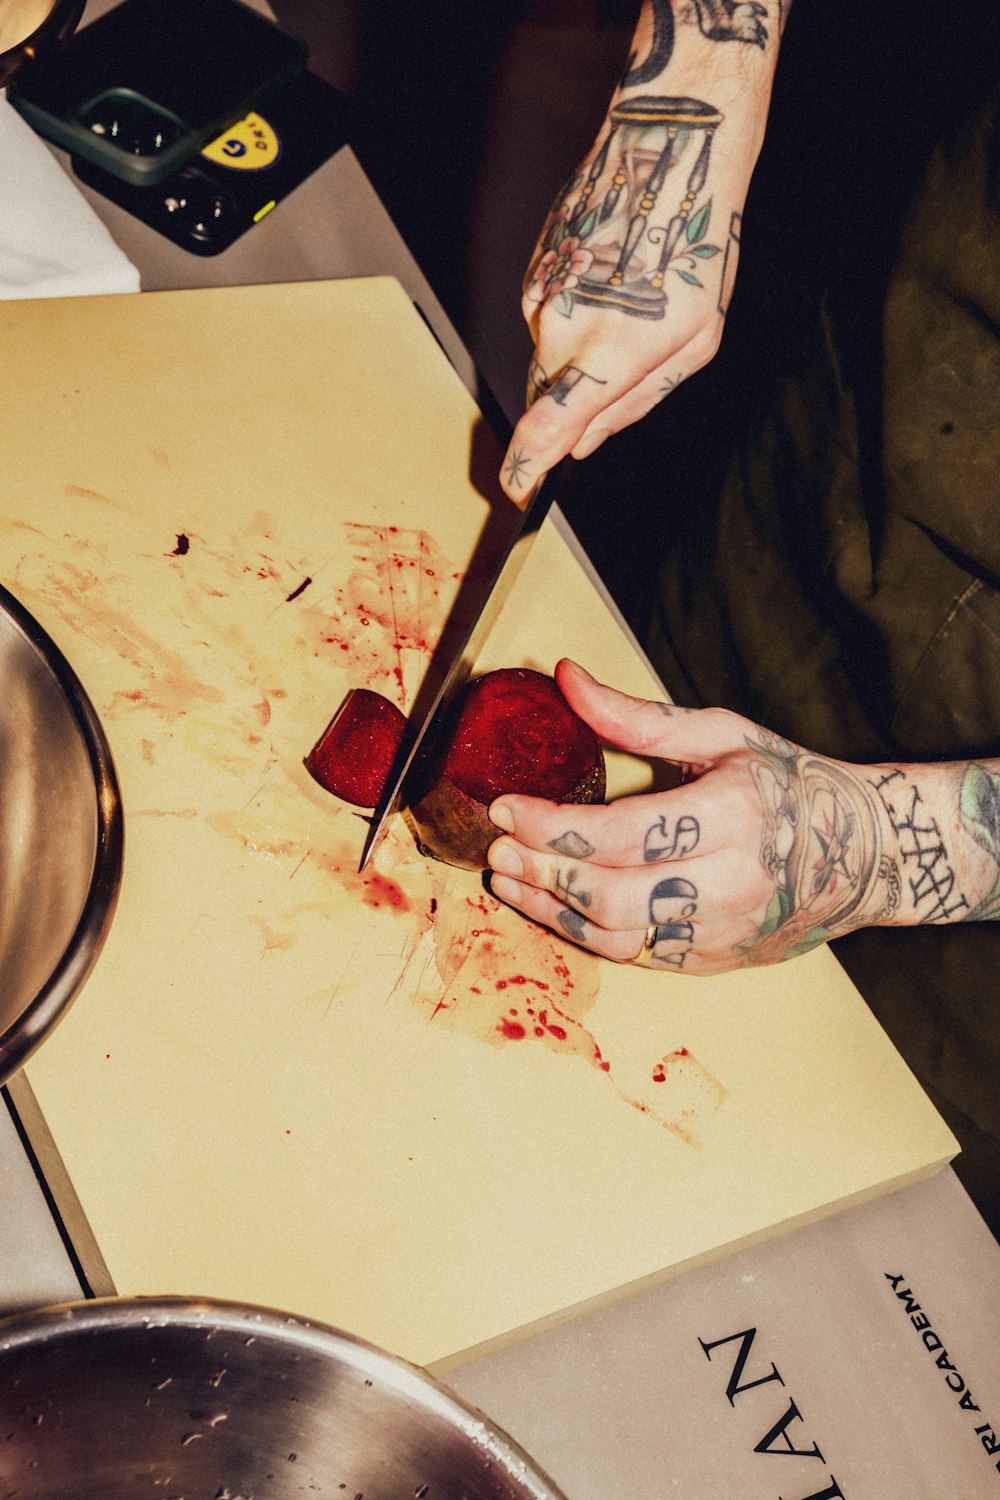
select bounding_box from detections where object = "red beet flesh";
[306,689,406,809]
[408,668,605,870]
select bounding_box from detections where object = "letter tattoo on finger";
[644,813,700,863]
[648,876,698,968]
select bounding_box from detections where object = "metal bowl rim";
[0,582,124,1085]
[0,1293,569,1500]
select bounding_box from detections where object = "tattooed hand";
[499,0,785,504]
[485,661,1000,975]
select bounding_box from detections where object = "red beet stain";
[496,974,550,994]
[497,1018,526,1040]
[362,872,409,912]
[538,1011,568,1042]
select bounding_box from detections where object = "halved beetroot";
[407,667,605,870]
[306,689,406,809]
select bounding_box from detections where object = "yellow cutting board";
[0,278,955,1372]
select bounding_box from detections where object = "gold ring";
[632,924,659,965]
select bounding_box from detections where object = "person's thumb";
[554,658,756,769]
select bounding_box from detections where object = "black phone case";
[71,70,350,257]
[9,0,307,186]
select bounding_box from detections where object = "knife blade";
[359,478,555,871]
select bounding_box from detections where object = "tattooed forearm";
[871,769,969,923]
[959,763,1000,921]
[693,0,769,47]
[623,0,771,89]
[644,812,700,862]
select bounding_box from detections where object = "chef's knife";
[359,478,555,871]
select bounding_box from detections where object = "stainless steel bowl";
[0,1296,569,1500]
[0,583,123,1084]
[0,0,85,88]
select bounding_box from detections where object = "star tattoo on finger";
[503,447,533,490]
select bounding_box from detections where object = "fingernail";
[489,841,523,878]
[491,874,522,904]
[489,801,515,832]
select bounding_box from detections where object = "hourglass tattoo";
[526,97,725,322]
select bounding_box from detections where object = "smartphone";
[9,0,307,186]
[71,69,350,256]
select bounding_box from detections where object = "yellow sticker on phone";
[202,113,281,170]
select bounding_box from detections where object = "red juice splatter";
[306,524,456,710]
[360,871,409,912]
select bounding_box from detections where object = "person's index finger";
[499,363,624,501]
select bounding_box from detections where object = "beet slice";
[306,689,406,809]
[407,667,605,870]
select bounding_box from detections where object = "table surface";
[1,3,996,1496]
